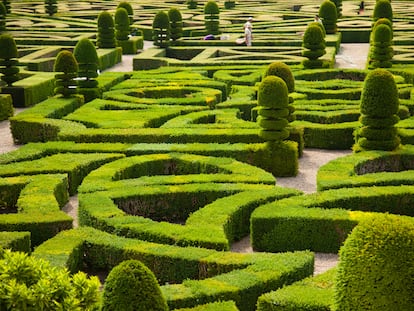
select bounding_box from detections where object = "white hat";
[248,17,253,21]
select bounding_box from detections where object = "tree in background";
[2,0,10,14]
[97,11,116,48]
[0,2,6,32]
[204,1,220,35]
[302,23,326,68]
[330,0,342,18]
[168,7,183,42]
[117,2,133,30]
[0,34,19,86]
[319,0,337,34]
[368,23,393,68]
[115,7,130,43]
[187,0,197,9]
[373,0,393,23]
[44,0,57,16]
[152,10,170,48]
[54,50,78,97]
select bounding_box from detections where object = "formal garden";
[0,0,414,309]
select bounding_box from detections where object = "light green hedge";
[0,231,31,252]
[0,94,13,120]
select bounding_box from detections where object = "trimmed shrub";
[330,0,342,18]
[169,8,183,42]
[115,7,130,41]
[2,0,10,14]
[0,2,6,32]
[373,0,393,22]
[224,0,236,9]
[204,1,220,35]
[372,17,393,37]
[354,68,400,151]
[368,23,393,68]
[153,10,171,48]
[117,1,133,26]
[73,38,101,101]
[102,259,168,311]
[54,50,78,97]
[0,94,12,120]
[335,214,414,310]
[44,0,57,16]
[97,11,116,49]
[302,24,326,68]
[187,0,197,9]
[0,249,101,310]
[0,34,20,86]
[319,0,337,34]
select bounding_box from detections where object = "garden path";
[0,42,370,275]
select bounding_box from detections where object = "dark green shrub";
[354,68,400,151]
[204,1,220,35]
[187,0,197,9]
[319,0,337,34]
[117,1,133,26]
[373,0,393,22]
[97,11,116,48]
[330,0,342,18]
[102,259,168,311]
[224,0,236,9]
[0,249,101,310]
[2,0,10,14]
[168,7,183,41]
[0,34,20,86]
[54,50,78,97]
[73,38,100,101]
[152,10,171,48]
[115,8,130,41]
[257,75,290,141]
[373,17,392,35]
[44,0,57,16]
[310,21,326,37]
[0,2,6,31]
[302,24,326,69]
[368,23,393,68]
[335,214,414,310]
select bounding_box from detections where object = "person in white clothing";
[244,17,253,46]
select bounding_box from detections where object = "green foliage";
[258,76,289,108]
[115,8,130,41]
[153,11,171,48]
[373,0,393,22]
[335,214,414,310]
[302,24,326,68]
[44,0,57,16]
[204,1,219,15]
[0,34,19,86]
[0,2,6,32]
[187,0,197,9]
[102,260,168,311]
[0,94,13,120]
[369,23,393,68]
[0,249,101,310]
[97,11,116,48]
[117,1,133,15]
[264,62,295,93]
[373,23,392,43]
[204,1,220,35]
[168,8,183,41]
[2,0,10,13]
[54,50,78,97]
[319,0,337,34]
[224,0,236,9]
[0,34,17,59]
[330,0,342,18]
[373,17,392,36]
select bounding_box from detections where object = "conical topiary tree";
[102,260,168,311]
[97,11,116,48]
[368,23,393,68]
[54,50,78,97]
[117,1,133,27]
[330,0,342,18]
[0,2,6,32]
[0,34,19,86]
[115,7,130,42]
[335,214,414,310]
[263,62,296,122]
[373,0,393,23]
[168,7,183,42]
[354,68,400,151]
[204,1,220,35]
[73,38,101,101]
[2,0,10,14]
[257,75,290,142]
[152,10,170,48]
[302,23,326,68]
[319,0,337,34]
[44,0,57,16]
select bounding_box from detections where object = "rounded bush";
[153,11,171,47]
[115,8,130,41]
[319,0,337,34]
[373,17,392,37]
[303,24,325,48]
[97,11,116,48]
[98,11,114,28]
[264,62,295,93]
[309,21,326,37]
[360,69,398,117]
[54,50,78,73]
[74,38,99,65]
[330,0,342,17]
[153,10,170,29]
[204,1,219,15]
[117,1,133,16]
[0,34,17,59]
[168,8,183,41]
[373,0,393,22]
[335,214,414,310]
[373,24,392,43]
[258,76,289,108]
[187,0,197,9]
[54,51,78,97]
[102,260,168,311]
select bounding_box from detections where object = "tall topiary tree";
[115,7,130,42]
[0,249,101,310]
[102,260,168,311]
[73,38,101,101]
[204,1,220,35]
[2,0,10,14]
[54,50,78,97]
[368,23,393,68]
[330,0,342,18]
[44,0,57,16]
[168,7,183,42]
[373,0,393,23]
[97,11,116,48]
[335,214,414,310]
[263,62,296,122]
[152,10,170,48]
[0,34,19,86]
[354,68,400,151]
[0,2,6,32]
[319,0,337,34]
[302,23,326,69]
[117,1,133,27]
[257,75,290,142]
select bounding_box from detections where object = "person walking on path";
[244,17,253,46]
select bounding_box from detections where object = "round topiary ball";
[319,0,337,34]
[117,1,133,16]
[54,50,78,73]
[98,11,115,29]
[204,0,219,15]
[373,0,393,22]
[303,24,326,49]
[102,260,168,311]
[360,68,398,118]
[74,38,99,66]
[373,17,392,36]
[258,75,289,108]
[153,10,170,29]
[335,214,414,310]
[263,62,295,93]
[373,23,392,43]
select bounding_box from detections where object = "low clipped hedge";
[33,226,314,311]
[173,301,239,311]
[257,268,336,310]
[251,185,414,253]
[0,231,31,252]
[0,94,13,120]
